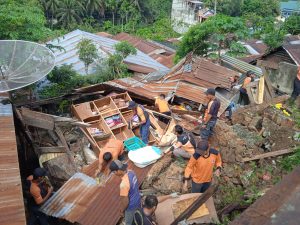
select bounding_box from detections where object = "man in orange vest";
[200,88,220,140]
[183,140,222,193]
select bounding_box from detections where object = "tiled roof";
[0,95,26,225]
[41,162,152,225]
[47,30,169,74]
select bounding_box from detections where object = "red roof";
[0,96,26,225]
[113,32,175,68]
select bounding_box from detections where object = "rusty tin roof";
[0,95,26,225]
[41,162,152,225]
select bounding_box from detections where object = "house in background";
[243,35,300,94]
[171,0,214,34]
[110,32,176,68]
[47,29,169,75]
[280,0,300,18]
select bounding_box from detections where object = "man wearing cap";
[200,88,221,140]
[110,160,141,225]
[128,101,151,144]
[27,168,53,225]
[183,140,222,193]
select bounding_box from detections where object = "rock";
[153,161,185,194]
[142,154,173,189]
[43,154,78,190]
[248,116,262,132]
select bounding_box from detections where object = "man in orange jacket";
[183,140,222,193]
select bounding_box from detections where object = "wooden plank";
[242,149,294,162]
[38,146,66,154]
[21,108,55,130]
[170,181,219,225]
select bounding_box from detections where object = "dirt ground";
[142,100,300,223]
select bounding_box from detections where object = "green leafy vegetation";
[176,15,248,60]
[0,0,52,41]
[77,39,99,74]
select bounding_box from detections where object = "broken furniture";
[155,193,219,225]
[72,93,135,150]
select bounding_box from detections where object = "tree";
[56,0,85,29]
[0,0,51,41]
[284,15,300,35]
[242,0,280,17]
[47,65,77,83]
[45,0,60,27]
[107,41,137,78]
[85,0,105,17]
[204,0,243,16]
[77,39,98,74]
[176,15,248,59]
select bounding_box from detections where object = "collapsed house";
[3,45,300,225]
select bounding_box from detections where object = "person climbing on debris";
[95,138,124,176]
[183,140,222,193]
[291,66,300,102]
[238,70,255,105]
[164,125,196,159]
[132,194,179,225]
[27,168,53,225]
[110,160,141,225]
[128,101,151,144]
[200,88,220,140]
[224,75,240,123]
[155,94,171,123]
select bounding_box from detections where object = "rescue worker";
[200,88,221,140]
[110,160,141,225]
[238,70,255,105]
[128,101,150,144]
[155,94,171,116]
[132,194,178,225]
[165,125,196,159]
[183,140,222,193]
[95,138,124,176]
[27,168,53,225]
[291,66,300,101]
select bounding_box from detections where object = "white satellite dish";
[0,40,55,93]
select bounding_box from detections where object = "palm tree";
[85,0,105,17]
[46,0,60,27]
[56,0,85,29]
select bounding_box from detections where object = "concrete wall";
[171,0,198,34]
[267,62,298,94]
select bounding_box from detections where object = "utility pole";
[214,0,217,15]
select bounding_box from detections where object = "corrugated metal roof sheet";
[0,95,26,225]
[283,44,300,65]
[113,32,175,68]
[47,30,169,74]
[41,162,152,225]
[40,173,99,222]
[221,54,263,76]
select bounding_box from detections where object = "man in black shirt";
[132,194,177,225]
[164,125,196,159]
[200,88,221,140]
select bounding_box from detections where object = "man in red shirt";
[183,140,222,193]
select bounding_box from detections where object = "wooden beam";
[38,146,66,154]
[170,181,219,225]
[242,149,294,162]
[21,108,55,130]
